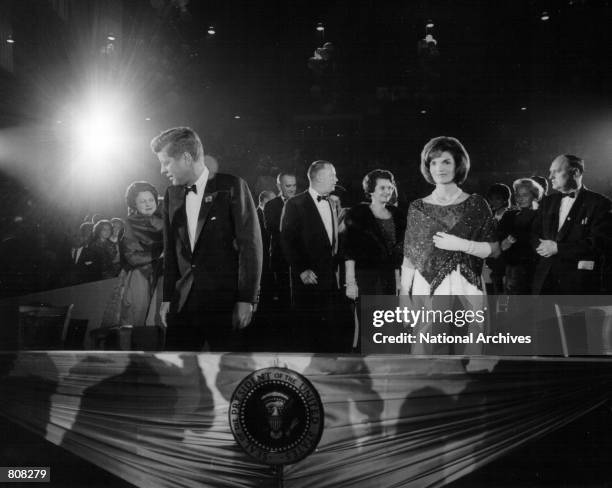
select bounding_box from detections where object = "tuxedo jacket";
[59,244,100,285]
[531,187,612,294]
[263,195,287,272]
[280,191,340,294]
[257,207,269,270]
[162,173,262,312]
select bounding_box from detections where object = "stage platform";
[1,352,611,487]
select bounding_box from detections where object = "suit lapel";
[548,194,562,239]
[330,198,340,254]
[168,188,190,254]
[193,175,217,252]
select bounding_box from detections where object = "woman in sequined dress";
[400,136,499,353]
[400,136,499,296]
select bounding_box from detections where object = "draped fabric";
[404,195,496,295]
[121,212,164,278]
[101,212,164,329]
[0,352,610,488]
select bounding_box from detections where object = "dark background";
[1,0,611,222]
[0,2,611,485]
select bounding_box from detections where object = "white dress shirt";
[308,187,334,246]
[186,166,210,250]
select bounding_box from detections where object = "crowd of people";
[1,128,611,354]
[257,136,612,352]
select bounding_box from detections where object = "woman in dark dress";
[343,169,406,299]
[89,219,118,279]
[498,177,544,294]
[102,182,164,329]
[119,181,164,327]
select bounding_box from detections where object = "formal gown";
[404,194,496,354]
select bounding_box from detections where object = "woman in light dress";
[400,136,499,353]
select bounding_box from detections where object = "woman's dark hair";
[125,181,159,214]
[420,136,470,185]
[362,169,396,197]
[92,219,112,240]
[486,183,512,203]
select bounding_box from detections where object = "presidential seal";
[229,367,324,465]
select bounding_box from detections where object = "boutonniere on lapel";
[204,195,214,203]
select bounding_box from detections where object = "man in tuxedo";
[257,190,276,299]
[280,161,348,352]
[66,222,99,285]
[151,127,262,351]
[532,154,612,294]
[264,172,297,305]
[257,190,276,259]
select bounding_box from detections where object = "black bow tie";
[184,184,197,195]
[317,195,329,202]
[562,191,576,199]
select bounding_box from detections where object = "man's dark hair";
[150,127,203,162]
[276,172,297,186]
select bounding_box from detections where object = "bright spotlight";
[208,26,216,35]
[6,35,15,44]
[71,95,128,180]
[521,106,527,111]
[316,23,325,32]
[107,33,116,41]
[426,20,434,29]
[541,11,550,21]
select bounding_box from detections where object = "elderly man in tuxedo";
[151,127,262,351]
[280,161,349,352]
[532,154,612,294]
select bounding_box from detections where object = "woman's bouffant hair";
[512,177,544,202]
[362,169,396,197]
[420,136,470,185]
[125,181,159,214]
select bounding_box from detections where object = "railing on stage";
[0,352,611,488]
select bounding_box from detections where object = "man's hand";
[536,239,558,258]
[501,235,516,251]
[160,301,171,328]
[232,302,254,330]
[300,269,318,285]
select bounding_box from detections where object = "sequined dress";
[404,194,496,296]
